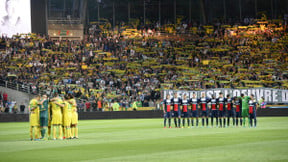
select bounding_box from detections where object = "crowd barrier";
[0,108,288,122]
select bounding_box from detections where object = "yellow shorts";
[51,112,62,125]
[71,112,78,124]
[30,113,39,127]
[63,114,72,127]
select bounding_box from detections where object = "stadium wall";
[0,109,288,122]
[0,87,34,114]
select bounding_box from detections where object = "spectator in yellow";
[112,100,120,111]
[132,101,138,111]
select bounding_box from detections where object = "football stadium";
[0,0,288,161]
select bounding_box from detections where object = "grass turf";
[0,117,287,162]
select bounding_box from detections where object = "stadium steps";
[0,86,34,113]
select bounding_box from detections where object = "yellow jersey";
[51,97,63,125]
[63,101,72,126]
[63,101,72,115]
[29,99,39,126]
[69,99,77,112]
[70,98,78,124]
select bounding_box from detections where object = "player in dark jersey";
[248,94,258,128]
[181,94,190,128]
[226,94,235,127]
[190,92,199,127]
[199,93,210,127]
[163,94,172,128]
[210,95,218,128]
[171,93,182,128]
[218,92,227,128]
[234,96,242,127]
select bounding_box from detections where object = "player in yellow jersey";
[29,95,40,141]
[50,93,63,140]
[61,95,72,139]
[68,93,78,139]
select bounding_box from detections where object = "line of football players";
[163,92,258,128]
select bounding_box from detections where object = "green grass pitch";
[0,117,288,162]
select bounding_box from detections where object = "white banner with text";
[163,88,288,103]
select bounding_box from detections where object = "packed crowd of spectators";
[0,19,287,112]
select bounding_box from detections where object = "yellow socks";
[35,127,39,139]
[71,127,75,137]
[30,127,33,140]
[53,126,57,139]
[63,127,67,138]
[59,125,63,139]
[75,126,78,138]
[66,127,71,138]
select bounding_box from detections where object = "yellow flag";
[202,60,210,65]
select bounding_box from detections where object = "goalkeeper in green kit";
[39,95,49,139]
[240,93,250,127]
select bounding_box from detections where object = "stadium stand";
[0,19,287,112]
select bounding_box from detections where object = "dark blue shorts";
[219,111,225,117]
[249,112,256,119]
[236,111,241,118]
[227,110,234,117]
[173,110,181,117]
[182,112,189,117]
[165,112,171,118]
[191,110,198,117]
[211,110,218,117]
[201,110,208,117]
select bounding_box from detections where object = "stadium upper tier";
[0,22,287,101]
